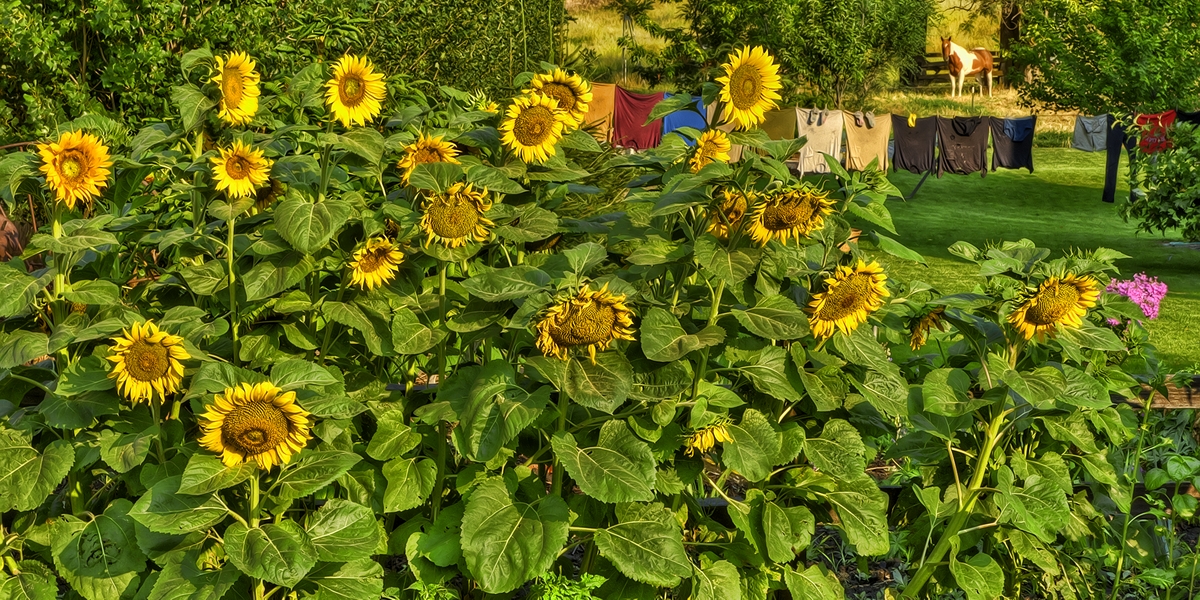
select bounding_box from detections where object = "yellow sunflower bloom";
[526,69,593,129]
[211,51,261,126]
[808,260,890,339]
[746,184,835,245]
[499,93,569,164]
[534,284,636,363]
[688,129,733,173]
[198,381,312,470]
[325,54,387,128]
[397,133,461,184]
[419,182,494,248]
[715,46,783,130]
[909,307,947,350]
[37,130,113,210]
[349,238,404,290]
[685,422,732,457]
[1008,274,1101,341]
[107,321,190,404]
[211,140,272,199]
[250,178,285,215]
[707,188,752,239]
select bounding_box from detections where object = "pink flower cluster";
[1106,273,1168,324]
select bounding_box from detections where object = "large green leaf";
[146,552,241,600]
[274,197,353,254]
[56,356,116,396]
[0,430,74,512]
[274,451,361,500]
[366,410,421,461]
[439,362,550,462]
[528,354,634,414]
[735,346,803,403]
[97,427,156,474]
[817,474,890,556]
[922,368,986,417]
[694,234,760,283]
[595,502,692,587]
[307,559,384,600]
[391,308,444,355]
[241,253,315,301]
[692,559,742,600]
[224,520,318,588]
[0,560,57,600]
[460,478,570,593]
[722,409,781,482]
[176,454,256,495]
[763,502,815,563]
[0,262,48,318]
[305,499,382,562]
[129,476,228,534]
[382,456,436,513]
[53,500,146,600]
[733,294,810,339]
[0,331,49,370]
[639,308,724,362]
[803,419,865,480]
[462,266,551,301]
[784,564,844,600]
[994,467,1069,543]
[270,359,339,391]
[950,546,1004,600]
[551,421,656,503]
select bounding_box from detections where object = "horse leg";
[948,72,956,97]
[987,70,993,97]
[957,72,966,98]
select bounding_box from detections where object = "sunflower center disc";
[514,106,555,146]
[762,199,816,231]
[539,83,576,113]
[356,248,388,273]
[1025,282,1081,325]
[818,273,873,321]
[414,148,443,165]
[550,301,617,347]
[222,68,244,106]
[124,339,170,382]
[60,154,83,180]
[730,65,762,109]
[226,156,250,179]
[222,401,290,456]
[340,76,365,106]
[428,198,480,239]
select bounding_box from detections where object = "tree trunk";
[999,1,1021,88]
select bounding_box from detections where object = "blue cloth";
[1003,116,1036,143]
[661,93,707,146]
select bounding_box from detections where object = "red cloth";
[613,88,665,150]
[1136,110,1176,153]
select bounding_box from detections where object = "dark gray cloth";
[1072,115,1108,152]
[991,117,1036,173]
[891,114,938,175]
[1103,114,1137,204]
[1178,110,1200,126]
[936,116,991,178]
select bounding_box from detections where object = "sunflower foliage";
[0,44,1158,600]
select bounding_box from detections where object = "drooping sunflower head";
[397,133,461,184]
[909,307,947,350]
[684,421,732,457]
[1008,273,1101,341]
[499,93,570,164]
[707,188,753,239]
[534,284,636,364]
[199,381,312,470]
[525,69,593,129]
[106,321,190,404]
[808,260,890,339]
[250,178,285,215]
[419,182,494,248]
[349,237,404,290]
[210,140,272,199]
[37,130,113,210]
[715,45,783,130]
[688,129,732,173]
[324,54,387,128]
[210,52,261,126]
[747,184,836,245]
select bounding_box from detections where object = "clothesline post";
[906,171,932,201]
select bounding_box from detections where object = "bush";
[1122,122,1200,242]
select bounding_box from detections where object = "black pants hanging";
[1102,114,1137,203]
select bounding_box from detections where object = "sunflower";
[107,321,190,404]
[210,52,261,126]
[198,382,312,470]
[525,69,593,129]
[746,184,836,245]
[324,54,387,128]
[250,178,285,215]
[808,261,890,339]
[499,93,570,164]
[688,129,732,173]
[684,421,732,457]
[1008,274,1101,341]
[349,238,404,290]
[715,46,783,130]
[37,130,113,210]
[909,307,947,350]
[534,284,636,363]
[419,182,494,248]
[397,133,461,184]
[211,141,272,199]
[707,188,752,239]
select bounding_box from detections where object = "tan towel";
[843,110,891,171]
[760,108,798,140]
[705,103,744,162]
[582,83,616,143]
[796,108,844,174]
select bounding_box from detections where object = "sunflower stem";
[247,473,261,528]
[227,214,239,365]
[318,273,349,366]
[149,401,168,464]
[689,279,725,403]
[430,261,450,522]
[50,202,70,368]
[550,389,569,497]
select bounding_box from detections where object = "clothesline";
[1072,109,1200,203]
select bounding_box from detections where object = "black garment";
[990,116,1036,173]
[891,114,938,174]
[1178,110,1200,125]
[937,116,991,178]
[1102,114,1137,203]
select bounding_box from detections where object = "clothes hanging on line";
[795,108,844,174]
[1103,114,1137,204]
[891,114,938,175]
[661,93,707,146]
[1177,109,1200,126]
[1136,110,1176,154]
[705,103,744,162]
[843,111,890,171]
[760,108,800,165]
[991,116,1036,173]
[612,88,664,151]
[937,116,991,178]
[582,83,616,143]
[1072,115,1109,152]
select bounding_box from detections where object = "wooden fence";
[904,51,1005,88]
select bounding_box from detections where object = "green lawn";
[864,148,1200,370]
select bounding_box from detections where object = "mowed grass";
[862,148,1200,370]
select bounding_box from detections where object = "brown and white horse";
[941,37,993,98]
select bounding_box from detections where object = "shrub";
[1122,122,1200,242]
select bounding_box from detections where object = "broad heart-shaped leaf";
[53,502,145,600]
[178,260,227,296]
[784,564,843,600]
[366,410,421,461]
[177,453,256,495]
[816,473,890,556]
[462,266,551,302]
[527,353,634,414]
[306,558,384,600]
[56,355,116,396]
[0,560,57,600]
[241,252,315,302]
[640,307,725,362]
[270,359,339,391]
[0,261,49,318]
[994,467,1069,543]
[337,127,385,165]
[691,559,741,600]
[551,421,656,503]
[595,502,692,588]
[922,368,987,417]
[305,499,381,562]
[391,308,444,355]
[224,520,318,588]
[461,478,570,593]
[0,429,73,512]
[735,345,804,403]
[694,234,761,283]
[1058,320,1125,351]
[874,232,927,265]
[171,83,214,131]
[493,204,559,243]
[804,419,865,479]
[97,427,156,474]
[274,451,361,500]
[0,331,49,370]
[130,476,228,534]
[409,162,464,193]
[147,552,241,600]
[950,545,1005,600]
[1002,364,1066,410]
[274,197,353,254]
[63,280,121,306]
[382,456,436,513]
[764,502,815,563]
[722,409,782,482]
[733,294,810,340]
[440,362,551,462]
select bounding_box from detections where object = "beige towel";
[705,103,744,162]
[583,83,616,143]
[796,108,844,174]
[760,108,798,140]
[843,111,891,171]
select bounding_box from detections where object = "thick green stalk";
[149,401,167,464]
[227,214,240,364]
[689,279,725,402]
[550,390,569,497]
[430,261,450,521]
[318,274,348,365]
[1110,395,1155,600]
